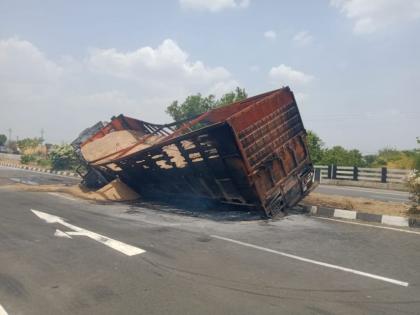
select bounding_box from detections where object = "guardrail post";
[381,167,387,183]
[327,165,332,179]
[332,165,337,179]
[314,168,321,182]
[353,166,358,181]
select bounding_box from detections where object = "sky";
[0,0,419,153]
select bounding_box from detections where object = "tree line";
[1,87,419,171]
[165,87,419,170]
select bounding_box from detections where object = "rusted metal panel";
[76,87,315,217]
[223,88,313,216]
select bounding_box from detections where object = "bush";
[36,158,52,168]
[407,171,420,214]
[49,144,80,171]
[17,137,43,154]
[21,154,37,164]
[407,137,420,214]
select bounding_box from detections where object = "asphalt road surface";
[0,167,419,314]
[0,166,79,187]
[315,184,409,203]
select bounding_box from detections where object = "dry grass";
[303,192,411,217]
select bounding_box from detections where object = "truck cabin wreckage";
[72,87,315,217]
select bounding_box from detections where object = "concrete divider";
[302,204,420,228]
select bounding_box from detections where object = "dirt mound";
[11,179,140,202]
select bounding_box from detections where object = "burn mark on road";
[0,273,28,298]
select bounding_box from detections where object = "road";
[0,166,79,186]
[315,184,409,203]
[0,167,419,314]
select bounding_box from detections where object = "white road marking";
[211,235,409,287]
[54,229,72,238]
[31,209,145,256]
[315,217,420,235]
[0,304,8,315]
[48,192,77,201]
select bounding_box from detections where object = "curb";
[0,161,80,178]
[302,204,420,228]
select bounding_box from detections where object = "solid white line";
[31,209,145,256]
[211,235,409,287]
[315,217,420,235]
[0,304,8,315]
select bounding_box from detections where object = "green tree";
[368,147,417,169]
[306,130,324,164]
[49,144,79,170]
[166,94,216,122]
[215,87,248,107]
[17,137,43,152]
[0,134,6,146]
[363,154,377,166]
[320,146,365,167]
[166,87,247,122]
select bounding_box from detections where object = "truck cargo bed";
[74,87,314,217]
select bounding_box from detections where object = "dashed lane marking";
[211,235,409,287]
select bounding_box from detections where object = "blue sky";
[0,0,419,153]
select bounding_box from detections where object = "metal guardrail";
[314,165,410,184]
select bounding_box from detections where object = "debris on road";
[72,87,315,217]
[95,179,140,201]
[10,179,139,202]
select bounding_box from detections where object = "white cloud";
[0,37,62,83]
[330,0,420,34]
[293,31,313,46]
[87,39,234,94]
[179,0,249,12]
[269,64,314,86]
[0,38,238,143]
[263,30,277,40]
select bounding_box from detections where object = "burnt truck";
[72,87,315,217]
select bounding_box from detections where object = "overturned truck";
[72,87,315,217]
